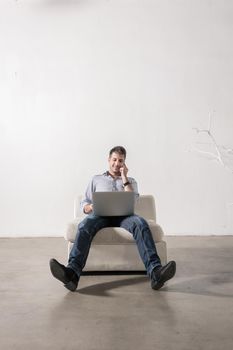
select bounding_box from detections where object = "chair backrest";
[135,195,156,222]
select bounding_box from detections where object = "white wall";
[0,0,233,236]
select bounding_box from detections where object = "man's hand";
[120,164,128,182]
[84,203,93,214]
[120,164,133,192]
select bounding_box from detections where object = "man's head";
[108,146,127,176]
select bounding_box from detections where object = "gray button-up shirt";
[80,171,139,211]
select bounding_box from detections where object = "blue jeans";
[68,214,162,277]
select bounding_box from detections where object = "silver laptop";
[92,191,135,216]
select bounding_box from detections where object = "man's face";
[108,152,125,176]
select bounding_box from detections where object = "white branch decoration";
[192,112,233,173]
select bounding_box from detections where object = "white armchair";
[65,195,167,271]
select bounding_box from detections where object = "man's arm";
[80,178,94,214]
[120,164,134,192]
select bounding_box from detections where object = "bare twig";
[192,113,233,173]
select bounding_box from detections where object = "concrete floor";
[0,236,233,350]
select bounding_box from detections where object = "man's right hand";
[84,204,93,214]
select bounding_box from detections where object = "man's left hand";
[120,164,128,179]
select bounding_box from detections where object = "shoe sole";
[49,259,77,292]
[152,261,176,290]
[64,281,77,292]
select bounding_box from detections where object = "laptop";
[92,191,135,216]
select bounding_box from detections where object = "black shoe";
[49,258,79,292]
[151,261,176,290]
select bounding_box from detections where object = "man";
[50,146,176,291]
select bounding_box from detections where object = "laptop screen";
[92,191,135,216]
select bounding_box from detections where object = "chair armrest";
[65,217,83,241]
[147,220,165,242]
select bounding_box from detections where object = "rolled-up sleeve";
[80,178,94,212]
[130,177,139,199]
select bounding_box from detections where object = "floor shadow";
[81,271,147,276]
[162,272,233,298]
[78,271,233,298]
[77,276,148,296]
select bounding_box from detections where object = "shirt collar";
[103,171,121,180]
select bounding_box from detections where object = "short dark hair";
[109,146,127,158]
